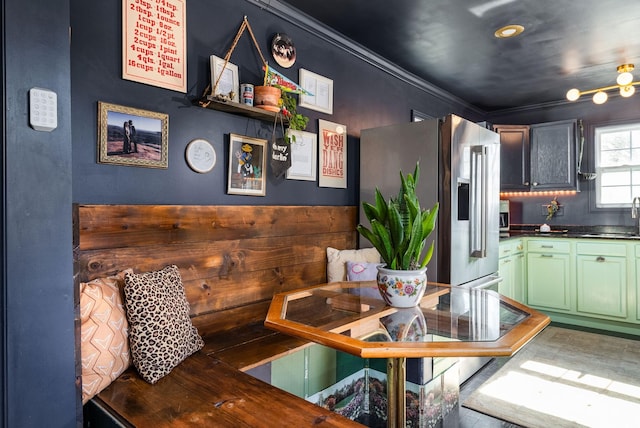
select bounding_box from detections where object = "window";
[595,122,640,208]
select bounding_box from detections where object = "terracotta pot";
[376,265,428,308]
[254,86,281,112]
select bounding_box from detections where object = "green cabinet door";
[636,258,640,322]
[271,345,338,398]
[271,349,305,397]
[307,345,337,397]
[499,239,525,303]
[527,253,571,311]
[577,255,627,319]
[513,253,525,303]
[498,256,515,299]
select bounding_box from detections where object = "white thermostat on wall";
[29,87,58,132]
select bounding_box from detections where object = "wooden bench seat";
[202,323,311,371]
[90,351,360,427]
[75,204,362,427]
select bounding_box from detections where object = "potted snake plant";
[357,162,439,307]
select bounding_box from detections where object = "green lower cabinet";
[498,256,515,299]
[577,254,627,319]
[307,344,337,397]
[527,252,571,311]
[498,239,525,303]
[637,257,640,322]
[271,348,306,397]
[271,345,337,398]
[513,253,525,303]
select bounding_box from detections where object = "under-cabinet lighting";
[500,190,577,197]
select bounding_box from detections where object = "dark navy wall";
[3,0,76,426]
[70,0,481,206]
[489,97,640,227]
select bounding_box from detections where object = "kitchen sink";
[577,232,640,239]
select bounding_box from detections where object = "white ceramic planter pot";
[381,306,427,341]
[376,265,428,308]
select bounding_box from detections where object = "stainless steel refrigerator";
[360,114,501,383]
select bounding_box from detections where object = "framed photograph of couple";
[97,101,169,168]
[227,134,267,196]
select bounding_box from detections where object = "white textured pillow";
[326,247,381,282]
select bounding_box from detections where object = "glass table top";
[265,281,550,359]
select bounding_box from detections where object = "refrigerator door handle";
[470,145,488,258]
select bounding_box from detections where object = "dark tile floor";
[457,357,524,427]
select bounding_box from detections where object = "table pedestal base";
[386,357,406,428]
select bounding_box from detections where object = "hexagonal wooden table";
[265,281,550,428]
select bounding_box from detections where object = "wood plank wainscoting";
[74,204,362,427]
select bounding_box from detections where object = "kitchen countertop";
[501,225,640,241]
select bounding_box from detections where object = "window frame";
[594,121,640,209]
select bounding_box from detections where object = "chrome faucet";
[633,197,640,235]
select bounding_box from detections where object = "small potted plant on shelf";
[357,162,439,308]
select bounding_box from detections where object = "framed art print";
[227,134,267,196]
[97,101,169,168]
[318,120,347,188]
[210,55,239,102]
[286,130,317,181]
[122,0,187,92]
[299,69,333,114]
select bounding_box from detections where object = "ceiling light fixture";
[494,24,524,38]
[566,64,640,104]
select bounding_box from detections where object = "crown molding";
[245,0,484,117]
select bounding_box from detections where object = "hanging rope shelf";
[197,16,286,124]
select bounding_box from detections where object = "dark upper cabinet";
[494,119,578,192]
[493,124,530,190]
[529,120,577,190]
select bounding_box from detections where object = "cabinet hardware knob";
[596,256,605,262]
[532,182,539,186]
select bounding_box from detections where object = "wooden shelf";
[198,96,287,125]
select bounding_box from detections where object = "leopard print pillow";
[124,265,204,384]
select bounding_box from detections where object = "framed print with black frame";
[227,134,267,196]
[97,101,169,168]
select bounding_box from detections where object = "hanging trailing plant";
[280,91,309,143]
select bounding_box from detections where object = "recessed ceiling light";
[495,24,525,38]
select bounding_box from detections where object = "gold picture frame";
[227,133,267,196]
[98,101,169,168]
